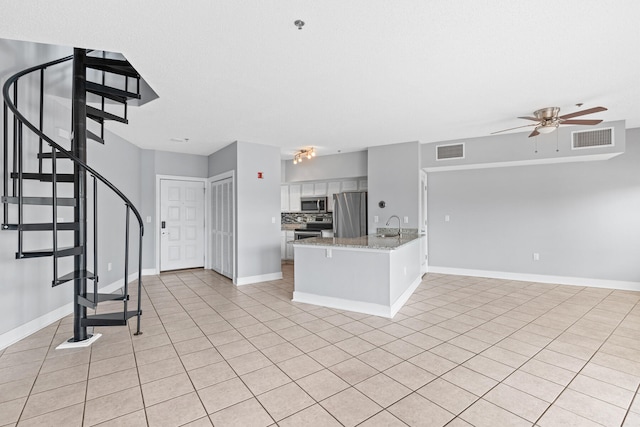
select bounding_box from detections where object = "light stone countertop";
[292,234,421,250]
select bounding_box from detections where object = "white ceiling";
[1,1,639,157]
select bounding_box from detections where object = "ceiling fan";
[492,106,608,138]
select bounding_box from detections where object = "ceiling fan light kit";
[492,106,607,138]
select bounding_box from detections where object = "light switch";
[445,215,450,222]
[403,216,409,223]
[271,217,276,224]
[325,249,332,258]
[374,216,379,223]
[146,216,152,223]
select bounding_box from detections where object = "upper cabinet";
[281,178,366,212]
[313,182,327,196]
[280,185,289,211]
[301,183,314,196]
[341,180,358,191]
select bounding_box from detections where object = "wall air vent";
[572,128,614,150]
[436,143,465,160]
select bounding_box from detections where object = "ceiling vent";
[572,128,614,150]
[436,143,465,160]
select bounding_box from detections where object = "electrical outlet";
[403,216,409,223]
[108,262,113,271]
[271,217,276,224]
[374,216,379,223]
[533,253,540,261]
[146,216,151,223]
[445,215,450,222]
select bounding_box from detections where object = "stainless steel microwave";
[300,196,328,213]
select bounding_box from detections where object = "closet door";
[211,177,234,278]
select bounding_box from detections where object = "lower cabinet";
[281,230,295,260]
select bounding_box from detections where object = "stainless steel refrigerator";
[333,191,367,238]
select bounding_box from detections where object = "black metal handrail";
[2,52,145,334]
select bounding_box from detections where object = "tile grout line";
[529,287,636,425]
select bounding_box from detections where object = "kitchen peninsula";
[292,234,423,318]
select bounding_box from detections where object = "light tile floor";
[1,265,640,426]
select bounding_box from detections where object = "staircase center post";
[72,48,88,342]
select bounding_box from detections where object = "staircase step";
[78,292,128,309]
[87,130,105,144]
[85,57,140,78]
[9,172,75,182]
[54,269,96,286]
[2,222,79,231]
[88,292,128,303]
[17,246,83,259]
[2,196,76,206]
[86,106,128,124]
[86,81,141,102]
[38,151,71,159]
[81,310,140,327]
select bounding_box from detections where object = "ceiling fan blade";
[491,123,538,135]
[558,106,607,120]
[528,129,540,138]
[559,119,603,125]
[517,116,540,122]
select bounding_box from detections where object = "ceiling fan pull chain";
[556,131,559,152]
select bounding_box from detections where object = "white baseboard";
[293,291,395,318]
[142,269,156,276]
[428,266,640,291]
[0,272,143,351]
[389,276,423,317]
[234,271,283,286]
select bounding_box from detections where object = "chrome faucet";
[386,215,401,237]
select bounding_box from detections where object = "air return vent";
[572,128,614,150]
[436,143,465,160]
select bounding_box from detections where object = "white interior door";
[211,177,234,278]
[160,179,205,272]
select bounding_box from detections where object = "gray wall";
[155,150,209,178]
[368,141,421,233]
[236,141,281,279]
[426,128,640,283]
[208,142,238,177]
[283,150,367,183]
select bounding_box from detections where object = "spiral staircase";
[2,48,144,346]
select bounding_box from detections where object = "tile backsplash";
[281,212,333,225]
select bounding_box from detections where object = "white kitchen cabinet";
[358,179,368,190]
[280,185,290,211]
[285,231,295,259]
[313,182,327,196]
[341,180,358,191]
[281,231,287,259]
[327,181,341,212]
[289,184,301,212]
[301,183,314,196]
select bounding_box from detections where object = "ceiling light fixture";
[294,20,305,30]
[536,124,558,134]
[292,147,316,165]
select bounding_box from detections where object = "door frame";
[419,169,429,274]
[206,171,236,281]
[155,175,208,274]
